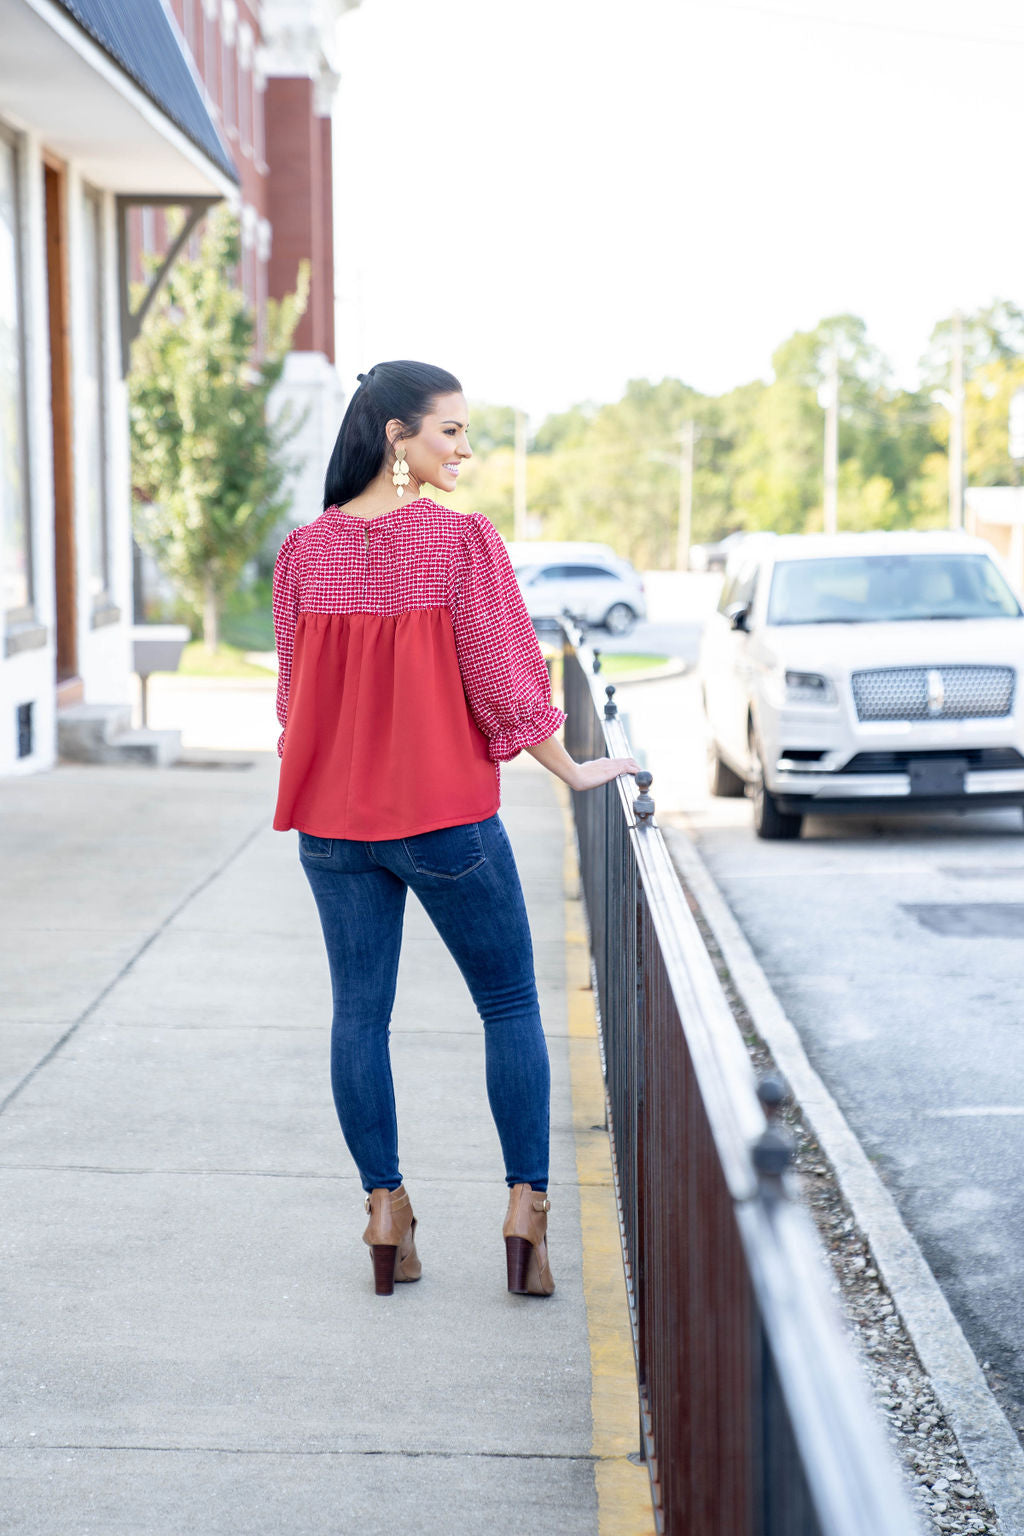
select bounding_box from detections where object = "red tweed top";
[271,497,565,839]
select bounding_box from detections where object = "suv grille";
[844,748,1024,774]
[851,665,1015,722]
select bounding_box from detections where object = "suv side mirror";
[726,603,750,632]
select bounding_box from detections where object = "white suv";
[699,531,1024,839]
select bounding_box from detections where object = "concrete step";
[58,704,181,767]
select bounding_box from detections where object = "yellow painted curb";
[557,786,657,1536]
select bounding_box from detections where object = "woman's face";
[394,392,472,495]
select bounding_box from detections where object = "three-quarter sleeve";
[272,527,302,758]
[453,513,566,762]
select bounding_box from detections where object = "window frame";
[81,182,112,618]
[0,120,35,629]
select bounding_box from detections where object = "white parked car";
[510,548,647,635]
[699,531,1024,839]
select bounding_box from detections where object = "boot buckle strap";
[533,1198,551,1213]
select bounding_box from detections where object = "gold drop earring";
[392,444,411,498]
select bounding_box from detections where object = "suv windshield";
[767,553,1022,625]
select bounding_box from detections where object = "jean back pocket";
[298,832,333,860]
[403,823,485,880]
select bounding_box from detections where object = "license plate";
[908,758,968,796]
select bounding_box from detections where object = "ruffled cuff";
[487,704,566,763]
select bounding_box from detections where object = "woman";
[272,360,638,1298]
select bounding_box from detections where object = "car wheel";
[748,728,802,841]
[603,603,636,636]
[707,741,746,798]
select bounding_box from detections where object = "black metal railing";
[563,635,918,1536]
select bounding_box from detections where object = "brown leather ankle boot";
[362,1185,422,1296]
[503,1184,555,1296]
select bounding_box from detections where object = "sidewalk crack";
[3,1444,599,1461]
[0,819,267,1120]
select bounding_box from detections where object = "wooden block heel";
[505,1234,533,1294]
[371,1244,398,1296]
[502,1185,555,1297]
[362,1186,421,1296]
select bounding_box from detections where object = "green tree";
[964,355,1024,487]
[465,402,516,454]
[445,304,1023,569]
[129,208,308,649]
[920,300,1024,391]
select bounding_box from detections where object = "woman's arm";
[525,732,641,791]
[272,528,302,758]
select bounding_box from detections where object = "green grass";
[221,606,275,652]
[598,652,671,678]
[173,641,276,679]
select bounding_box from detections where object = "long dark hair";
[323,360,463,509]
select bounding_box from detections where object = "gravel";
[686,888,1003,1536]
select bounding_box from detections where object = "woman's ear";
[385,418,404,449]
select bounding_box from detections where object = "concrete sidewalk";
[0,752,649,1535]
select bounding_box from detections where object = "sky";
[332,0,1024,426]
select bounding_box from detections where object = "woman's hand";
[525,734,642,790]
[570,756,642,792]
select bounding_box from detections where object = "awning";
[0,0,237,195]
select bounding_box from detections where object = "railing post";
[633,770,655,825]
[752,1074,794,1199]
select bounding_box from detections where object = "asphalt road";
[612,655,1024,1438]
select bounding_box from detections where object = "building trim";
[8,0,239,195]
[46,0,238,182]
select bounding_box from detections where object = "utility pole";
[823,350,839,536]
[676,420,696,571]
[513,409,528,541]
[948,310,965,529]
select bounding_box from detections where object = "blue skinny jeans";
[298,814,550,1193]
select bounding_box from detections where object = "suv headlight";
[783,670,836,706]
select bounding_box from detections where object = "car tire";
[603,603,636,636]
[748,727,802,841]
[753,783,803,841]
[707,742,746,798]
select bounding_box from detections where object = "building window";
[183,0,195,54]
[81,188,109,605]
[238,23,253,156]
[0,127,32,620]
[221,1,238,137]
[204,7,219,113]
[254,68,266,170]
[223,41,236,133]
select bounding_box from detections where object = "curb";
[558,785,658,1536]
[663,821,1024,1536]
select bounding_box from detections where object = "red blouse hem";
[281,801,501,843]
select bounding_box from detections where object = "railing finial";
[633,770,655,824]
[752,1073,794,1186]
[592,649,602,675]
[604,684,617,719]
